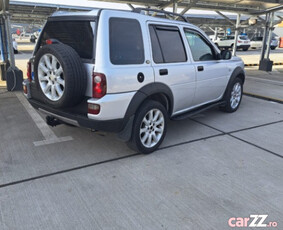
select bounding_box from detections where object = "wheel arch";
[222,66,245,100]
[228,66,245,85]
[117,83,174,142]
[125,82,174,119]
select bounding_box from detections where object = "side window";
[184,30,216,62]
[109,18,144,65]
[149,26,163,63]
[149,25,187,63]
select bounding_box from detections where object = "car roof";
[50,8,194,27]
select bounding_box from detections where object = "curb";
[244,92,283,104]
[245,63,283,67]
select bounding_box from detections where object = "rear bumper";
[28,99,125,133]
[23,79,131,133]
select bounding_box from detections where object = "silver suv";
[23,8,245,154]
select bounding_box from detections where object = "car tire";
[34,44,87,108]
[220,77,243,113]
[127,100,168,154]
[271,47,276,50]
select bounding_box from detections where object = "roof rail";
[132,8,189,22]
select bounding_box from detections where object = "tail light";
[93,72,106,98]
[46,39,53,45]
[88,103,100,115]
[27,61,31,81]
[238,40,243,43]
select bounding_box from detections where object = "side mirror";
[221,50,232,60]
[216,53,221,60]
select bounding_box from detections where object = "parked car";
[19,32,33,43]
[23,9,245,154]
[214,35,251,51]
[250,37,278,50]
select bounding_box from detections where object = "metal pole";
[4,13,15,68]
[173,2,178,13]
[232,14,241,56]
[0,17,8,62]
[264,12,274,60]
[214,27,218,40]
[260,13,270,61]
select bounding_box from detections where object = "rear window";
[39,20,95,60]
[252,37,263,41]
[223,36,234,40]
[239,36,249,40]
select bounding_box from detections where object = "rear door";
[183,29,229,106]
[33,19,97,98]
[148,23,196,114]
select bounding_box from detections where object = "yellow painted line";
[244,91,283,103]
[245,63,283,67]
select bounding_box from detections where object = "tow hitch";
[46,116,62,127]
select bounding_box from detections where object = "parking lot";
[0,47,283,229]
[238,48,283,65]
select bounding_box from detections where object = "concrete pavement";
[244,67,283,102]
[1,134,282,230]
[0,45,282,230]
[0,90,282,229]
[238,48,283,65]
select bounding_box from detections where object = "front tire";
[220,77,243,113]
[128,100,168,154]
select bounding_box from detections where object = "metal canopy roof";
[9,1,93,24]
[5,0,283,25]
[92,0,283,15]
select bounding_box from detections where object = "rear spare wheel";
[34,44,87,108]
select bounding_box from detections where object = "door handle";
[159,69,168,76]
[197,66,204,72]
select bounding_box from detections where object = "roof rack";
[132,8,189,23]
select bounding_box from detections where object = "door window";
[184,30,216,62]
[149,25,187,63]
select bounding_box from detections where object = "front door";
[184,29,230,106]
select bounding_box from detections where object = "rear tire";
[127,100,168,154]
[220,77,243,113]
[34,44,87,108]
